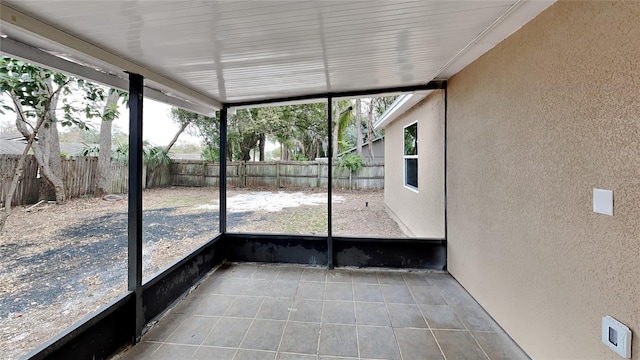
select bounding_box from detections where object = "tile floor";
[116,263,528,360]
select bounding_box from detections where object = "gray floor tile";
[197,277,227,294]
[357,325,400,360]
[142,312,185,342]
[402,272,433,286]
[381,285,415,304]
[473,331,529,360]
[252,266,281,280]
[318,324,358,358]
[243,279,275,296]
[394,328,443,360]
[257,297,293,320]
[355,302,391,326]
[172,294,209,315]
[327,269,353,283]
[241,319,287,351]
[377,272,406,286]
[289,299,323,323]
[234,349,277,360]
[195,294,236,316]
[433,330,488,360]
[301,267,327,282]
[322,301,356,325]
[279,321,321,354]
[351,271,379,284]
[424,272,460,289]
[226,296,265,318]
[269,280,299,299]
[149,343,197,359]
[410,285,446,305]
[166,315,219,345]
[325,283,353,301]
[353,284,384,303]
[277,268,304,281]
[118,341,161,360]
[213,263,235,278]
[387,304,427,328]
[319,357,358,360]
[439,285,478,307]
[296,281,325,300]
[213,278,249,295]
[202,317,253,347]
[453,305,503,332]
[227,265,257,279]
[277,353,317,360]
[420,304,465,329]
[193,346,238,360]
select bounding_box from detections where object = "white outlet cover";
[602,316,632,358]
[593,189,614,216]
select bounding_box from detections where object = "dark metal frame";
[127,73,144,339]
[25,79,448,360]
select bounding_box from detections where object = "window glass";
[403,122,418,190]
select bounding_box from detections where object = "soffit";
[0,1,552,109]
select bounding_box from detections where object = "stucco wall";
[384,90,444,238]
[447,2,640,359]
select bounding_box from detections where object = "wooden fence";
[1,155,384,207]
[0,155,129,207]
[171,160,384,190]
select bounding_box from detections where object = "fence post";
[202,161,206,187]
[317,162,321,188]
[276,161,280,188]
[349,171,352,190]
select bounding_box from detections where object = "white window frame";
[403,121,418,193]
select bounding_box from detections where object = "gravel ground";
[0,187,403,359]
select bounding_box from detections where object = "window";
[404,122,418,190]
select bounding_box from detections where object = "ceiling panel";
[1,0,553,106]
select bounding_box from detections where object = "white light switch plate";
[593,189,613,216]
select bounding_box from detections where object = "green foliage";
[201,145,219,161]
[172,107,220,160]
[79,144,100,156]
[338,154,364,173]
[0,56,114,132]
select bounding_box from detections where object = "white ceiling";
[0,1,553,112]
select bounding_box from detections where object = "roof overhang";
[374,92,433,129]
[0,1,554,110]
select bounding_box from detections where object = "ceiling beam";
[0,37,216,116]
[0,3,223,110]
[227,81,445,109]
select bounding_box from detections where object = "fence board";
[0,155,39,207]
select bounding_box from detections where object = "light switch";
[593,189,613,216]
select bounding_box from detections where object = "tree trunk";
[367,99,375,160]
[42,88,64,202]
[332,107,339,159]
[166,121,189,153]
[1,106,47,231]
[95,91,121,198]
[356,99,363,156]
[258,133,265,161]
[13,95,66,204]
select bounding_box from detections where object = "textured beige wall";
[447,1,640,359]
[384,90,445,238]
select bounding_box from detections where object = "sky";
[0,93,201,146]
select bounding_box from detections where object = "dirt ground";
[0,187,404,359]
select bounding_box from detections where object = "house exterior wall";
[383,90,445,238]
[447,2,640,359]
